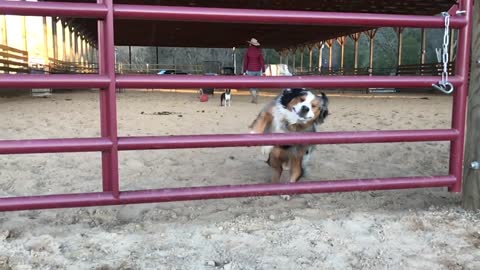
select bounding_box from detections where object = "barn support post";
[42,17,49,65]
[292,48,296,72]
[91,43,95,66]
[300,47,304,72]
[1,15,9,73]
[0,15,6,45]
[421,28,426,64]
[81,35,85,66]
[52,17,58,61]
[128,45,132,69]
[71,29,76,63]
[78,34,82,66]
[65,26,70,62]
[82,36,86,66]
[92,44,96,64]
[83,37,87,66]
[91,41,95,67]
[21,14,27,52]
[308,46,313,72]
[83,38,86,67]
[326,39,334,72]
[85,36,89,64]
[74,30,79,64]
[79,32,83,65]
[366,29,378,76]
[61,20,67,61]
[86,37,95,68]
[86,42,90,64]
[397,27,404,65]
[337,36,346,72]
[92,43,95,65]
[77,32,81,65]
[462,0,480,209]
[69,27,74,62]
[90,45,94,63]
[354,36,359,69]
[317,42,323,73]
[20,13,28,52]
[85,39,89,66]
[350,33,361,72]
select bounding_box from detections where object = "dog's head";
[280,88,329,124]
[225,89,231,94]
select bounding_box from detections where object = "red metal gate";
[0,0,473,211]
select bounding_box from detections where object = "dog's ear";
[280,88,306,107]
[316,92,329,124]
[281,88,292,97]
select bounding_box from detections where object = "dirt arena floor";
[0,90,479,269]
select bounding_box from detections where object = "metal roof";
[51,0,457,48]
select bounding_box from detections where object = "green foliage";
[402,28,422,64]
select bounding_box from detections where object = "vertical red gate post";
[97,0,119,197]
[0,0,473,211]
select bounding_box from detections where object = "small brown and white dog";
[249,88,329,183]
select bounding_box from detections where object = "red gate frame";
[0,0,473,211]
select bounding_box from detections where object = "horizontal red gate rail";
[118,129,459,151]
[0,0,108,18]
[0,129,458,155]
[0,75,110,89]
[0,138,112,155]
[115,75,464,89]
[0,75,464,90]
[113,5,467,28]
[0,175,456,211]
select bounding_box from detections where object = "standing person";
[243,38,265,104]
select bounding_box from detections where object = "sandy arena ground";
[0,90,479,270]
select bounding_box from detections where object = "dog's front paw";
[280,195,291,201]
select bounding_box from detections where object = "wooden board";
[462,0,480,210]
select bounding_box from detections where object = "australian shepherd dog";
[249,88,329,183]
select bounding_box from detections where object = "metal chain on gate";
[432,12,454,94]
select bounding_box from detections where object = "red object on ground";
[200,94,209,102]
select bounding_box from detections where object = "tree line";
[115,27,447,74]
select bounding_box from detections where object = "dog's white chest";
[221,92,232,107]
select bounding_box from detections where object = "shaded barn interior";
[47,0,456,48]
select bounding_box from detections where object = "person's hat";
[247,38,260,46]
